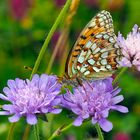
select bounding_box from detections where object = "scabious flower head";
[61,78,128,132]
[117,24,140,71]
[0,74,62,125]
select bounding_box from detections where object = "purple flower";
[117,24,140,71]
[84,0,99,8]
[113,132,131,140]
[0,74,62,125]
[10,0,33,20]
[54,0,66,7]
[61,78,128,132]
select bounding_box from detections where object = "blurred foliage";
[0,0,140,139]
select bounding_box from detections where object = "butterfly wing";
[65,10,121,79]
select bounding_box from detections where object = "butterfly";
[62,10,122,85]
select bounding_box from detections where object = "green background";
[0,0,140,139]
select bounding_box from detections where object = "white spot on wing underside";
[95,34,102,39]
[101,52,108,58]
[80,67,86,73]
[91,43,97,51]
[85,49,91,60]
[77,50,87,63]
[93,47,101,54]
[101,59,107,65]
[85,41,92,48]
[84,71,90,75]
[93,67,100,72]
[88,59,95,65]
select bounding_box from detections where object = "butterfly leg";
[76,77,83,86]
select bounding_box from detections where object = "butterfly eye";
[83,64,88,67]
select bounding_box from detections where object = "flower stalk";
[6,0,71,139]
[30,0,72,139]
[34,124,40,140]
[30,0,72,78]
[46,0,80,74]
[113,67,128,85]
[22,125,31,140]
[95,124,104,140]
[7,123,16,140]
[48,122,73,140]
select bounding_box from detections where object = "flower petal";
[83,113,89,119]
[9,114,21,122]
[73,116,83,126]
[111,105,128,113]
[41,107,48,113]
[92,117,97,124]
[119,57,132,67]
[132,24,138,35]
[7,80,16,89]
[0,111,10,115]
[26,114,37,125]
[111,95,124,104]
[15,78,25,88]
[99,119,113,132]
[111,88,121,96]
[39,74,49,90]
[3,87,12,96]
[0,93,8,100]
[50,98,61,106]
[31,74,39,84]
[103,78,113,92]
[3,105,14,112]
[101,109,109,118]
[50,108,62,114]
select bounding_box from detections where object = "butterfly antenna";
[24,66,41,74]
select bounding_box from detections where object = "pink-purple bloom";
[117,24,140,71]
[10,0,33,20]
[61,78,128,132]
[54,0,66,7]
[113,132,131,140]
[0,74,62,125]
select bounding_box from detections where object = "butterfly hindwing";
[65,10,121,80]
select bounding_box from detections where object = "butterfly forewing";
[65,10,121,80]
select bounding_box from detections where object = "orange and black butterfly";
[62,10,122,85]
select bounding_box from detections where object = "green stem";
[23,1,71,139]
[45,31,65,74]
[6,1,71,140]
[34,124,40,140]
[48,122,73,140]
[61,123,73,132]
[30,0,71,79]
[7,123,16,140]
[113,67,128,85]
[22,125,31,140]
[95,124,104,140]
